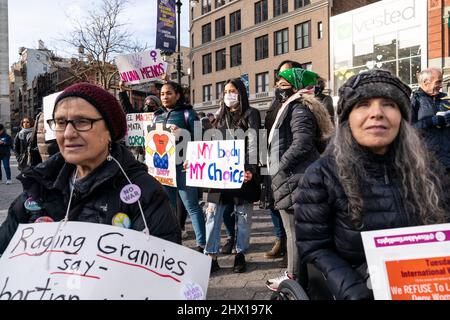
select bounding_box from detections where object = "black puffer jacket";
[269,95,332,211]
[411,88,450,169]
[294,152,449,300]
[0,143,181,254]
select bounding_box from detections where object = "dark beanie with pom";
[337,69,412,123]
[54,83,127,141]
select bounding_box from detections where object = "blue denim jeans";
[0,156,11,180]
[205,202,253,255]
[223,209,236,239]
[164,165,206,246]
[270,208,286,239]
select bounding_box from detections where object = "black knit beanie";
[54,82,127,141]
[337,69,412,123]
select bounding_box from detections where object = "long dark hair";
[161,81,186,107]
[329,120,448,228]
[216,78,250,129]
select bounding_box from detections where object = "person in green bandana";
[265,67,333,291]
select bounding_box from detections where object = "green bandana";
[278,68,318,90]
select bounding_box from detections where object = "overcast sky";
[8,0,190,66]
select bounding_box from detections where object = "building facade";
[165,46,191,88]
[0,0,10,129]
[190,0,331,115]
[330,0,427,94]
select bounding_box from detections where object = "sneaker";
[221,237,234,254]
[5,180,12,185]
[210,258,220,273]
[233,252,246,273]
[266,271,293,291]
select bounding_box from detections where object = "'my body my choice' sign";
[0,222,211,300]
[186,140,245,189]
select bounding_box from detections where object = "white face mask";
[224,93,239,108]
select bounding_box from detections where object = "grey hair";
[417,68,442,84]
[329,120,448,228]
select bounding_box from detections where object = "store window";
[331,0,427,94]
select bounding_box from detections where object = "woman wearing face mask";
[263,60,303,266]
[152,81,206,253]
[265,68,333,291]
[204,78,261,273]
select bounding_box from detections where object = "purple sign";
[156,0,177,53]
[374,230,450,248]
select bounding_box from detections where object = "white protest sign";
[43,91,62,141]
[0,222,211,300]
[185,140,245,189]
[145,124,177,187]
[361,223,450,300]
[116,50,167,85]
[125,113,155,147]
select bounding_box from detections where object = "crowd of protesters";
[0,64,449,300]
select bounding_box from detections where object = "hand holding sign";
[186,140,246,189]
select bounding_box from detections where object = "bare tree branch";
[54,0,143,89]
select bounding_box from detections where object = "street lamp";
[175,0,200,86]
[175,0,182,85]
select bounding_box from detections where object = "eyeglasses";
[47,118,103,132]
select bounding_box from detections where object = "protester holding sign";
[0,83,181,254]
[265,67,333,291]
[14,117,34,171]
[151,81,205,253]
[294,70,450,300]
[204,78,261,274]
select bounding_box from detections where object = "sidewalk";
[183,206,285,300]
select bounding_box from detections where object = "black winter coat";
[269,100,322,211]
[411,88,450,169]
[294,152,449,300]
[0,143,181,254]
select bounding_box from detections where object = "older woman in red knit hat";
[0,83,180,254]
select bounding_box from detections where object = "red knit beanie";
[54,82,127,141]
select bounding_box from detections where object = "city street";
[0,156,282,300]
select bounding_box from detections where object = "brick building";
[189,0,381,115]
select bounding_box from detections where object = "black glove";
[424,115,446,128]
